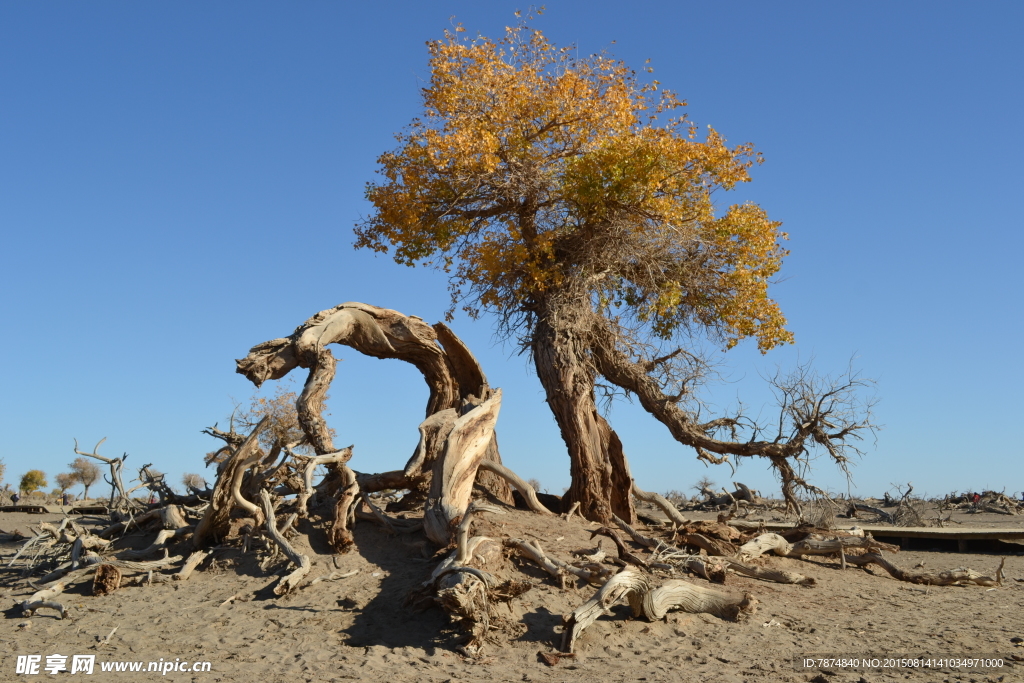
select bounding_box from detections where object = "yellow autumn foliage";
[356,20,793,352]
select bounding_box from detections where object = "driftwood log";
[561,568,756,653]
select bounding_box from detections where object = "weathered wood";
[846,554,1005,586]
[427,503,506,656]
[639,579,757,621]
[193,417,270,548]
[592,526,649,568]
[506,538,612,587]
[235,302,515,543]
[292,447,352,518]
[632,483,688,526]
[119,527,192,560]
[477,459,554,515]
[737,533,794,560]
[20,600,69,619]
[723,559,815,586]
[93,564,122,595]
[423,391,502,545]
[677,532,738,557]
[787,534,898,557]
[562,569,651,652]
[259,489,311,595]
[174,550,210,581]
[327,463,360,553]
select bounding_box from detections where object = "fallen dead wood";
[118,527,192,560]
[737,533,793,560]
[20,600,69,619]
[93,564,122,595]
[562,569,651,653]
[175,550,210,581]
[305,569,360,588]
[611,515,726,583]
[477,459,554,515]
[639,579,757,621]
[677,532,738,557]
[506,538,612,587]
[723,559,815,586]
[356,492,423,534]
[20,582,69,618]
[788,534,899,557]
[591,526,649,568]
[847,503,894,524]
[846,554,1006,586]
[631,483,688,526]
[612,517,812,585]
[561,568,757,653]
[259,489,310,595]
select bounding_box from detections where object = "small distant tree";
[692,476,717,494]
[20,469,47,494]
[55,472,77,494]
[182,472,207,492]
[0,458,6,487]
[69,457,100,500]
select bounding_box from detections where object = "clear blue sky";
[1,1,1021,501]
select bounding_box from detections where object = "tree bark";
[235,303,513,547]
[423,392,502,545]
[531,318,635,525]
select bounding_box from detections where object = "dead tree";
[72,438,142,515]
[234,302,515,549]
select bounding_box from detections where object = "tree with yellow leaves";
[357,17,873,522]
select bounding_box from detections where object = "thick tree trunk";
[531,319,635,525]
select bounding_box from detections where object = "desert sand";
[2,503,1022,683]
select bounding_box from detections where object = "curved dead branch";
[259,489,311,595]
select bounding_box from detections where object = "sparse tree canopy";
[232,381,332,455]
[55,472,77,493]
[20,469,47,494]
[182,472,207,493]
[357,19,873,522]
[69,457,100,500]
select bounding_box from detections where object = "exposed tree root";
[846,554,1006,586]
[259,489,311,595]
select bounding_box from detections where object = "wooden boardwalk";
[730,520,1024,552]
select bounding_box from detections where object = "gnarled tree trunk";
[531,317,635,525]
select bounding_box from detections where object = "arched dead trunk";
[235,302,511,550]
[531,318,635,525]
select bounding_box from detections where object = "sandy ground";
[1,503,1022,683]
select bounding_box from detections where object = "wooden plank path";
[730,520,1024,552]
[1,504,108,515]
